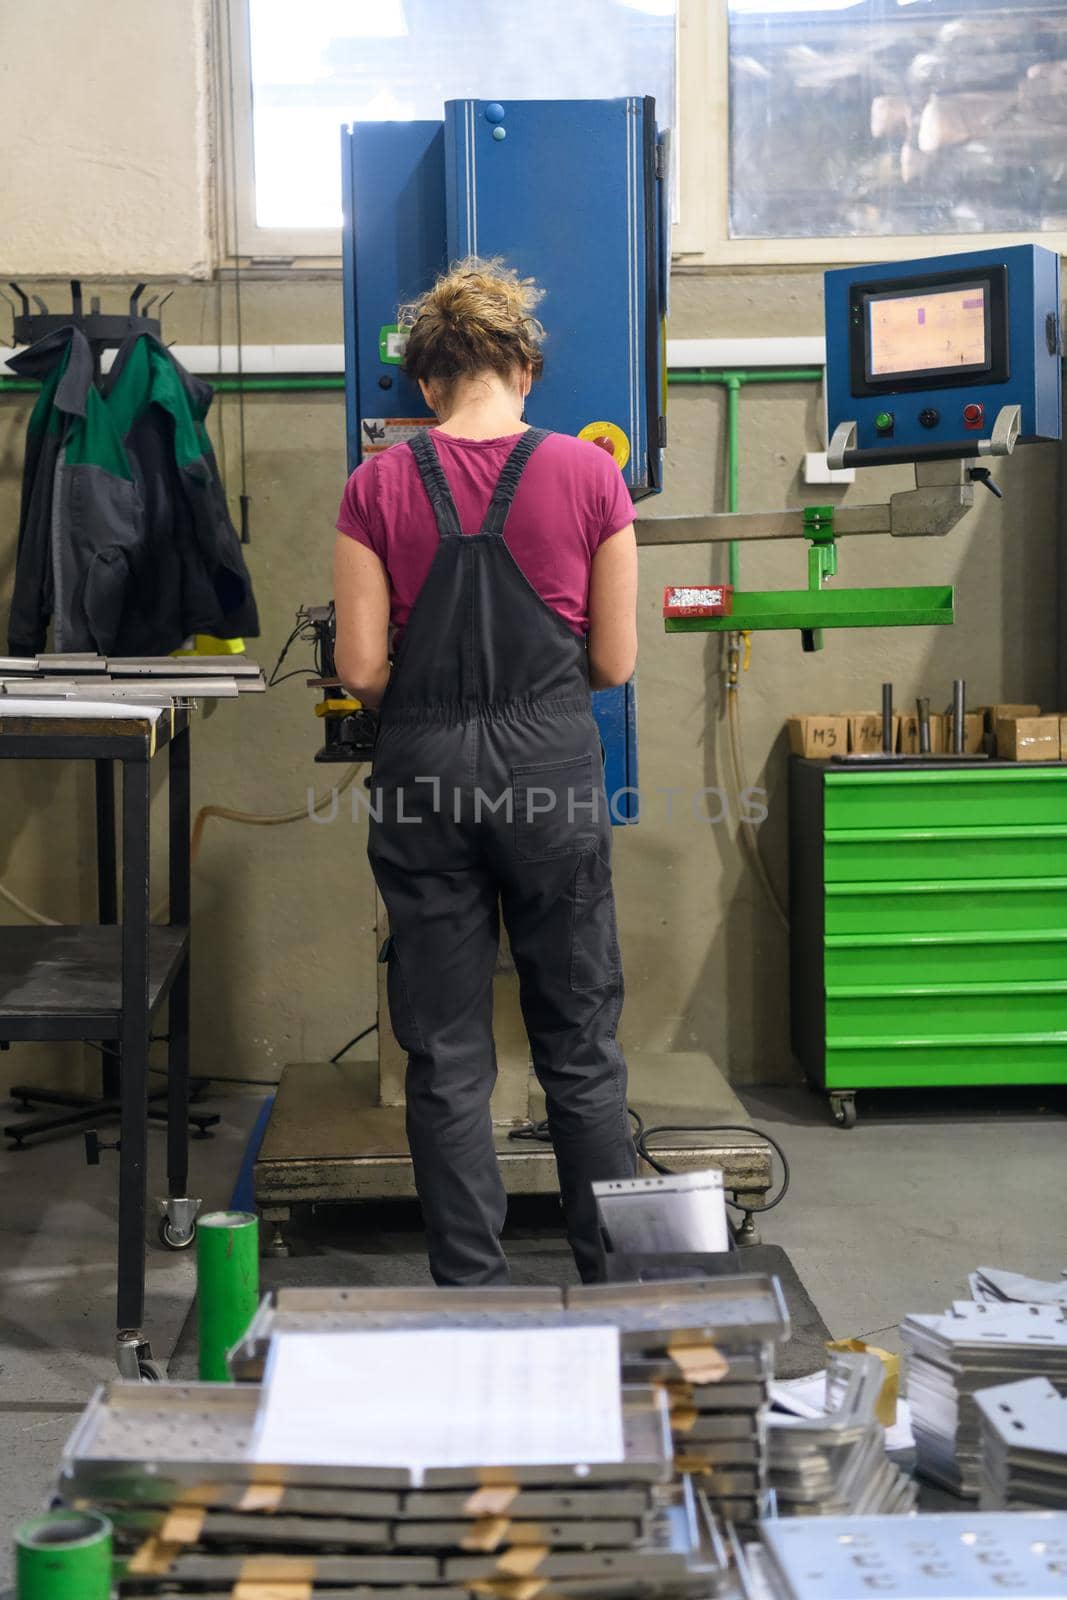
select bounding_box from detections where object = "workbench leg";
[116,758,152,1371]
[95,760,119,1101]
[166,724,191,1204]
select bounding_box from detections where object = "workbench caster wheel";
[158,1215,196,1251]
[138,1358,168,1382]
[831,1093,857,1129]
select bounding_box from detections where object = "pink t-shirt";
[336,429,634,637]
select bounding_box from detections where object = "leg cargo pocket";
[381,935,424,1053]
[570,850,623,992]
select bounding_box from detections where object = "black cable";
[636,1121,791,1215]
[508,1106,646,1147]
[507,1106,789,1216]
[269,664,319,689]
[330,1022,378,1064]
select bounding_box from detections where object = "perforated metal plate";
[762,1512,1067,1599]
[60,1382,673,1500]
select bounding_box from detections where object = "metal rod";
[882,683,894,754]
[917,697,931,754]
[94,760,119,1100]
[952,679,966,755]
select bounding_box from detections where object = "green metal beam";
[664,585,955,633]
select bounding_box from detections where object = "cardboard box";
[976,704,1041,756]
[845,711,900,755]
[1060,716,1067,761]
[996,714,1061,762]
[787,715,849,759]
[898,711,945,755]
[943,712,984,755]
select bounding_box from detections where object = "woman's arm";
[587,524,638,689]
[333,533,391,709]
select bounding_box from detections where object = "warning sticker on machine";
[360,417,435,454]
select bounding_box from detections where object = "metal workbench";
[0,702,198,1376]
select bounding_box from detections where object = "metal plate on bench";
[761,1511,1067,1600]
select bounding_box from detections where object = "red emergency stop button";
[963,403,984,429]
[593,435,616,456]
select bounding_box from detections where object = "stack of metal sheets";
[227,1279,789,1533]
[0,653,264,702]
[59,1380,732,1598]
[575,1280,788,1530]
[766,1353,916,1517]
[746,1511,1067,1600]
[976,1375,1067,1510]
[902,1300,1067,1496]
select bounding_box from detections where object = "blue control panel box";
[825,244,1061,466]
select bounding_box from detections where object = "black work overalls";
[368,427,636,1286]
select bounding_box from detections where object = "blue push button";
[485,103,505,124]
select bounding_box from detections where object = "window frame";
[220,0,688,263]
[674,0,1067,266]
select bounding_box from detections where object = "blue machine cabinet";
[825,244,1061,469]
[341,99,667,822]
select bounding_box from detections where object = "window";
[676,0,1067,264]
[222,0,676,259]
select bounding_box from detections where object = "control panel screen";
[866,284,990,382]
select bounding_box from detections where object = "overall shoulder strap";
[480,429,550,537]
[408,429,462,539]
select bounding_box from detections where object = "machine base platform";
[254,1054,773,1227]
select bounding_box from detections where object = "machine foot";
[830,1092,857,1129]
[116,1332,164,1381]
[156,1195,201,1250]
[735,1210,761,1247]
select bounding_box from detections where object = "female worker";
[333,258,638,1287]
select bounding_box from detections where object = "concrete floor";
[0,1080,1064,1593]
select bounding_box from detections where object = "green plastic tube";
[15,1509,112,1600]
[197,1209,260,1382]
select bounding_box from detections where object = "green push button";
[875,410,894,433]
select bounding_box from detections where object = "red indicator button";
[963,403,984,429]
[593,435,616,456]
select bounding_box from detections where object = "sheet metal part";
[230,1278,790,1379]
[759,1511,1067,1600]
[59,1382,675,1501]
[976,1376,1067,1511]
[903,1302,1067,1497]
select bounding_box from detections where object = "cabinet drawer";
[825,769,1067,833]
[826,987,1067,1043]
[825,879,1067,936]
[824,1039,1067,1089]
[826,933,1067,989]
[824,829,1067,883]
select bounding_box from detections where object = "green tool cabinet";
[788,758,1067,1126]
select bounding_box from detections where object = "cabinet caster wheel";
[158,1215,196,1251]
[138,1358,167,1382]
[831,1094,857,1129]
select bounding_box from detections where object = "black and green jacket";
[7,330,258,656]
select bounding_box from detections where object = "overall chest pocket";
[512,753,601,861]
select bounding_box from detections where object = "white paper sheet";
[252,1325,625,1476]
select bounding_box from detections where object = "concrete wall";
[0,0,214,278]
[0,19,1060,1100]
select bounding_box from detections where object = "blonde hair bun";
[400,257,545,393]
